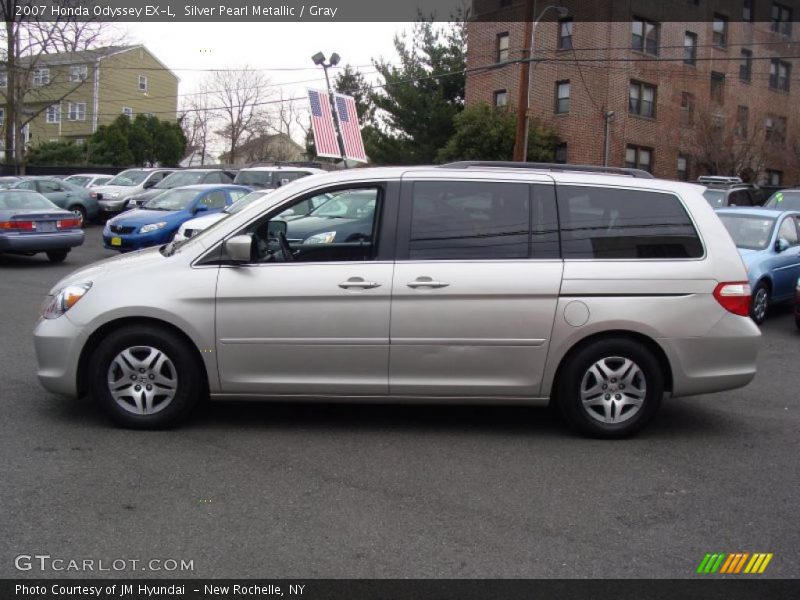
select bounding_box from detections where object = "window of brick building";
[743,0,754,21]
[684,32,697,65]
[494,89,508,107]
[625,145,653,172]
[766,170,783,186]
[712,15,728,47]
[558,18,574,50]
[710,72,726,104]
[632,18,659,55]
[736,105,749,138]
[680,92,695,126]
[770,59,791,91]
[677,155,689,181]
[496,32,510,62]
[739,49,753,81]
[555,80,570,114]
[555,143,567,164]
[765,115,787,144]
[629,80,656,117]
[771,3,793,36]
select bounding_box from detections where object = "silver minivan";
[34,163,760,437]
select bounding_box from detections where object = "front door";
[771,215,800,301]
[389,178,563,397]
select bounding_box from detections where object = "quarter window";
[557,186,703,259]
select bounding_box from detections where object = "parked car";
[0,190,84,262]
[10,177,99,224]
[763,189,800,211]
[716,208,800,324]
[126,169,237,208]
[795,278,800,331]
[91,169,176,215]
[34,163,760,437]
[173,189,273,242]
[65,173,114,188]
[0,176,22,189]
[233,165,325,190]
[702,184,764,208]
[102,184,251,251]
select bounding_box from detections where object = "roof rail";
[697,175,743,184]
[439,161,655,179]
[245,160,325,169]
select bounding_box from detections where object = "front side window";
[632,18,659,55]
[46,104,60,123]
[712,15,728,47]
[777,217,799,245]
[558,19,574,50]
[555,80,570,114]
[201,190,228,210]
[558,185,703,259]
[496,32,509,62]
[629,81,656,117]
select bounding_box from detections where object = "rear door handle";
[339,277,381,289]
[407,277,450,289]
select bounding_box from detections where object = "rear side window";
[557,185,703,259]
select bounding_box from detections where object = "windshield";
[226,191,270,214]
[235,171,274,188]
[156,171,206,189]
[702,190,726,207]
[144,189,199,211]
[0,191,58,210]
[764,191,800,210]
[308,191,376,218]
[107,170,149,186]
[718,214,776,250]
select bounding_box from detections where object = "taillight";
[713,282,751,317]
[57,218,82,229]
[0,220,35,230]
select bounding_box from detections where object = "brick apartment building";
[467,0,800,184]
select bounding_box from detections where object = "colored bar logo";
[697,552,773,574]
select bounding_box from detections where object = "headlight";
[303,231,336,245]
[41,282,92,320]
[140,221,166,233]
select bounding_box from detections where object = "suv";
[234,164,326,190]
[91,169,176,215]
[33,162,760,438]
[701,183,764,208]
[126,169,237,208]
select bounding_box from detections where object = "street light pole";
[312,51,349,168]
[513,3,569,162]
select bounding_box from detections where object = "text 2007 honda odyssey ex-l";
[34,163,760,438]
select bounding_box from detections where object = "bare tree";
[180,84,215,166]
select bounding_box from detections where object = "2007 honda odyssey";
[34,163,760,437]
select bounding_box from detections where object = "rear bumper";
[0,230,84,253]
[34,314,86,397]
[661,312,761,398]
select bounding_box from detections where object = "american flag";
[334,93,367,163]
[307,88,341,158]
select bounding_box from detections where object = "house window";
[632,18,659,55]
[766,170,782,186]
[496,32,509,62]
[743,0,754,21]
[0,108,4,125]
[710,72,726,104]
[555,80,570,114]
[736,105,749,138]
[46,104,60,124]
[493,90,508,107]
[122,106,134,118]
[554,143,567,164]
[138,75,148,92]
[680,92,694,126]
[69,65,88,82]
[770,59,791,91]
[771,3,793,36]
[712,15,728,47]
[625,145,653,172]
[67,102,86,121]
[32,68,50,86]
[677,155,689,181]
[684,32,697,65]
[0,71,6,87]
[739,49,753,81]
[558,18,574,51]
[629,80,656,117]
[765,115,787,144]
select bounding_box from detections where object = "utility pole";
[311,51,348,169]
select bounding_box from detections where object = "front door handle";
[339,277,381,289]
[407,277,450,289]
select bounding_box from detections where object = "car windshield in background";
[156,171,205,188]
[66,176,89,187]
[144,189,199,211]
[107,170,149,186]
[703,189,726,207]
[309,192,376,218]
[718,214,776,250]
[236,171,274,187]
[0,191,58,210]
[0,177,21,189]
[764,191,800,210]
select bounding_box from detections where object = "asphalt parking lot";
[1,226,798,579]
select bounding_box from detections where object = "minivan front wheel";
[89,325,202,428]
[557,338,663,438]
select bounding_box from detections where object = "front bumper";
[34,314,87,397]
[0,230,84,253]
[97,198,130,213]
[102,227,172,251]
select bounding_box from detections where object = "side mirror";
[224,234,254,262]
[775,238,791,253]
[195,204,209,213]
[267,219,287,238]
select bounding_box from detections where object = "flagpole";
[313,51,348,169]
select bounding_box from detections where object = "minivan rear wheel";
[88,325,202,429]
[557,338,663,438]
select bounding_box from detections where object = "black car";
[281,189,376,245]
[126,169,237,208]
[702,184,764,208]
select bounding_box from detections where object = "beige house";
[219,133,307,167]
[1,45,178,155]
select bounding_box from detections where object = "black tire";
[557,338,663,439]
[750,282,770,325]
[46,249,69,263]
[795,314,800,332]
[69,205,88,228]
[88,325,203,429]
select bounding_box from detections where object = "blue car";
[103,184,252,252]
[716,208,800,324]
